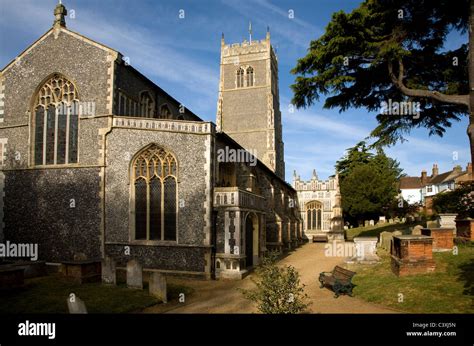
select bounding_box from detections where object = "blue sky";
[0,0,470,182]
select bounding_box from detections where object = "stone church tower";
[216,29,285,179]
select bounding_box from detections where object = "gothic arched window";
[132,144,178,241]
[160,104,172,119]
[140,91,155,118]
[246,66,254,87]
[236,67,244,88]
[306,201,322,231]
[33,74,78,165]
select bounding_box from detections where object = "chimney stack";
[421,170,428,185]
[432,164,438,177]
[467,162,473,179]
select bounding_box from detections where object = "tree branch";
[388,60,469,107]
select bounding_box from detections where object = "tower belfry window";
[246,66,254,87]
[236,67,244,88]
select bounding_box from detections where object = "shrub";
[432,181,474,218]
[240,252,310,314]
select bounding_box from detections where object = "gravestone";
[126,259,143,289]
[379,231,393,250]
[392,230,403,237]
[102,256,116,285]
[411,225,424,235]
[67,295,87,314]
[388,219,394,224]
[369,220,375,226]
[149,272,167,303]
[379,216,386,223]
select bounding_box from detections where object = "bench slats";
[318,265,356,298]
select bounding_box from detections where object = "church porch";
[213,187,267,279]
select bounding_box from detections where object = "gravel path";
[142,242,397,313]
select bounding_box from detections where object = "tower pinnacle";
[53,1,67,28]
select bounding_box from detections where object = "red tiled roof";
[399,176,423,189]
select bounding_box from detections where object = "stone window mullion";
[65,104,70,164]
[42,108,47,165]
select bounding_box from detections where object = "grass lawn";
[345,222,416,240]
[0,274,193,314]
[349,243,474,313]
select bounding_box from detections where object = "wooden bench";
[318,265,356,298]
[312,234,328,242]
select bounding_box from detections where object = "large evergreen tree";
[291,0,473,165]
[337,147,402,225]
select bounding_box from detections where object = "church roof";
[216,132,296,192]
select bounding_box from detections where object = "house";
[399,163,473,205]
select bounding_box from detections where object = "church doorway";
[245,213,259,268]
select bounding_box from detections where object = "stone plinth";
[438,213,457,228]
[347,237,379,264]
[59,260,101,284]
[438,214,457,236]
[456,219,474,241]
[421,228,454,251]
[391,235,435,276]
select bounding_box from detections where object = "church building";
[292,170,343,241]
[0,3,302,280]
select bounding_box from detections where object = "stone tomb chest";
[421,228,454,252]
[391,235,435,276]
